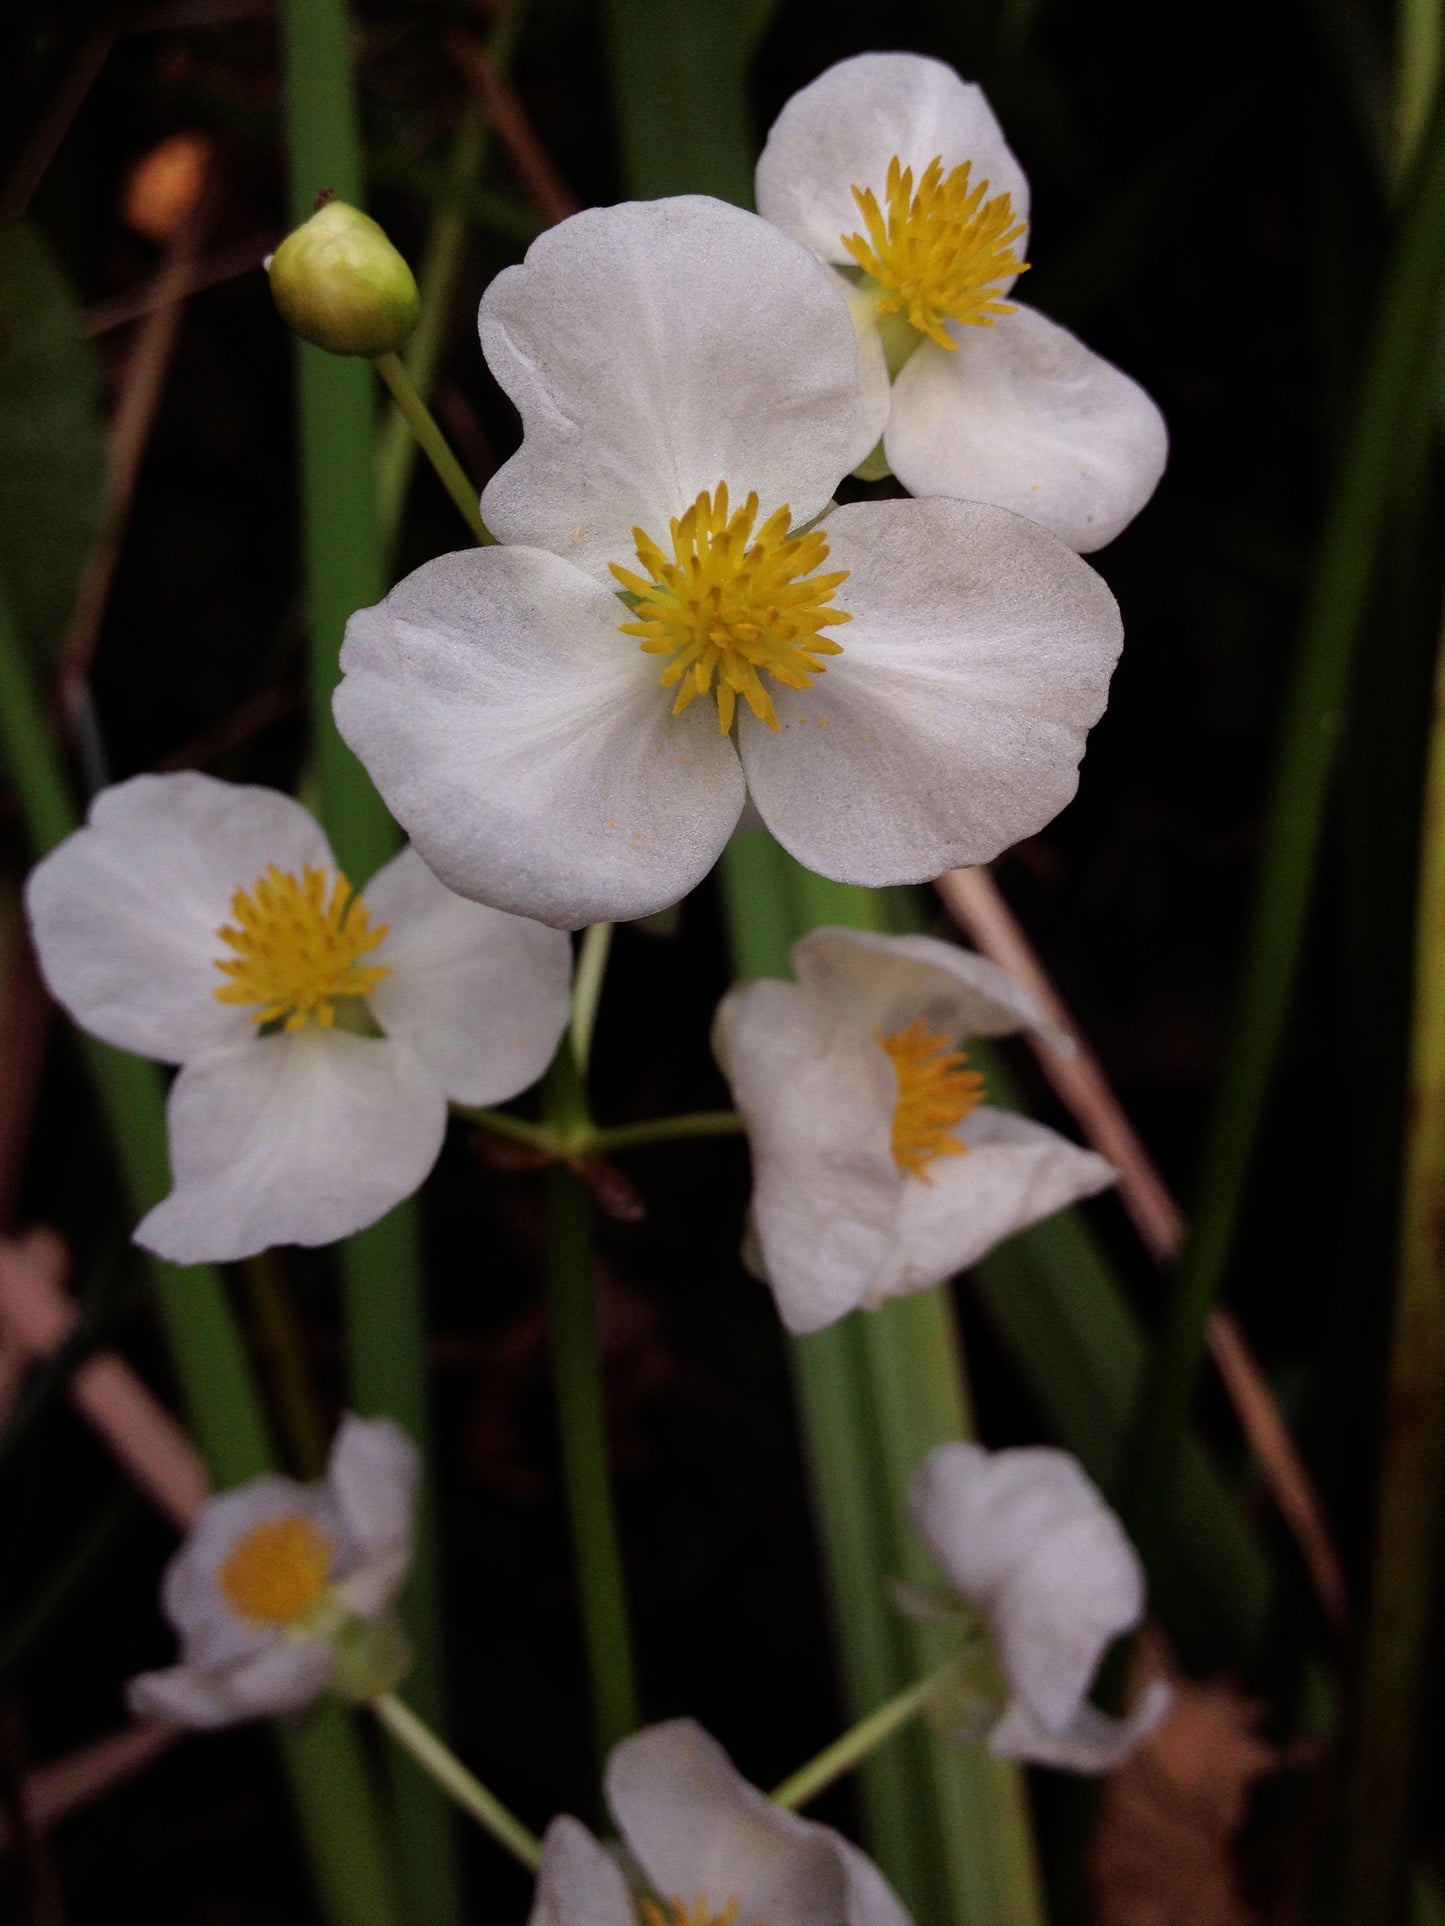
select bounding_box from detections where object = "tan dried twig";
[935,865,1350,1634]
[451,36,581,226]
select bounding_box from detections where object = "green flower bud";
[267,199,419,357]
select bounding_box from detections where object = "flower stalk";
[771,1659,964,1811]
[371,1693,543,1872]
[372,351,494,547]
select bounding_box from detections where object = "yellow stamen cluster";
[217,1513,335,1627]
[610,483,850,733]
[842,154,1028,351]
[879,1017,987,1180]
[642,1897,747,1926]
[213,864,389,1032]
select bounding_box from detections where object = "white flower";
[334,195,1124,932]
[712,926,1115,1334]
[529,1719,911,1926]
[910,1443,1172,1772]
[756,53,1168,553]
[128,1415,418,1728]
[24,771,572,1263]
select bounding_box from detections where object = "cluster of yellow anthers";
[217,1515,336,1628]
[641,1897,746,1926]
[611,483,850,733]
[213,863,390,1031]
[880,1017,988,1180]
[844,154,1028,351]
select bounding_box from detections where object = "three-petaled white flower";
[530,1719,911,1926]
[910,1443,1171,1772]
[334,195,1124,932]
[129,1415,418,1728]
[24,772,572,1263]
[756,53,1168,553]
[712,926,1114,1334]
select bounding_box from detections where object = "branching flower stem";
[460,1105,744,1158]
[371,1693,542,1871]
[771,1659,966,1812]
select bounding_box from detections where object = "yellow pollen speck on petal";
[213,864,389,1032]
[609,482,850,734]
[879,1017,987,1180]
[842,154,1028,350]
[641,1897,750,1926]
[217,1513,335,1626]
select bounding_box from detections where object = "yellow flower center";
[217,1513,335,1627]
[213,864,389,1032]
[879,1018,987,1180]
[842,154,1029,351]
[609,483,850,733]
[642,1898,753,1926]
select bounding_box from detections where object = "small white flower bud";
[268,199,419,357]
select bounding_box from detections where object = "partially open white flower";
[756,54,1168,553]
[334,195,1124,932]
[529,1719,911,1926]
[712,926,1115,1334]
[910,1443,1172,1771]
[24,771,572,1262]
[128,1415,418,1728]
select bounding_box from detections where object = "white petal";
[364,846,573,1103]
[134,1032,447,1264]
[990,1679,1173,1773]
[875,1108,1115,1300]
[527,1817,636,1926]
[791,926,1050,1042]
[738,498,1122,883]
[128,1640,334,1730]
[608,1721,910,1926]
[910,1444,1145,1731]
[160,1476,338,1670]
[24,772,333,1064]
[336,547,746,931]
[713,979,899,1335]
[478,198,865,583]
[327,1415,420,1618]
[886,307,1168,553]
[756,53,1028,269]
[841,283,894,472]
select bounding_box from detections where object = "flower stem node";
[267,200,420,358]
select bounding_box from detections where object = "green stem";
[1339,623,1445,1920]
[542,1048,642,1763]
[373,352,493,547]
[461,1107,559,1152]
[371,1693,542,1871]
[570,922,614,1072]
[1116,77,1445,1563]
[585,1110,743,1154]
[772,1660,964,1812]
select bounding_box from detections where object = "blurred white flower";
[529,1719,912,1926]
[712,926,1114,1334]
[335,194,1124,932]
[910,1442,1172,1772]
[25,771,572,1262]
[756,53,1168,553]
[129,1416,418,1728]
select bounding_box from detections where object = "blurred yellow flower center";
[842,155,1028,351]
[213,864,389,1032]
[609,483,850,734]
[217,1514,335,1626]
[880,1018,987,1180]
[642,1897,750,1926]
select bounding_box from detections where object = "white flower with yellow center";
[712,926,1115,1334]
[24,771,572,1263]
[334,195,1124,932]
[756,53,1169,553]
[529,1720,911,1926]
[910,1443,1172,1772]
[128,1415,418,1728]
